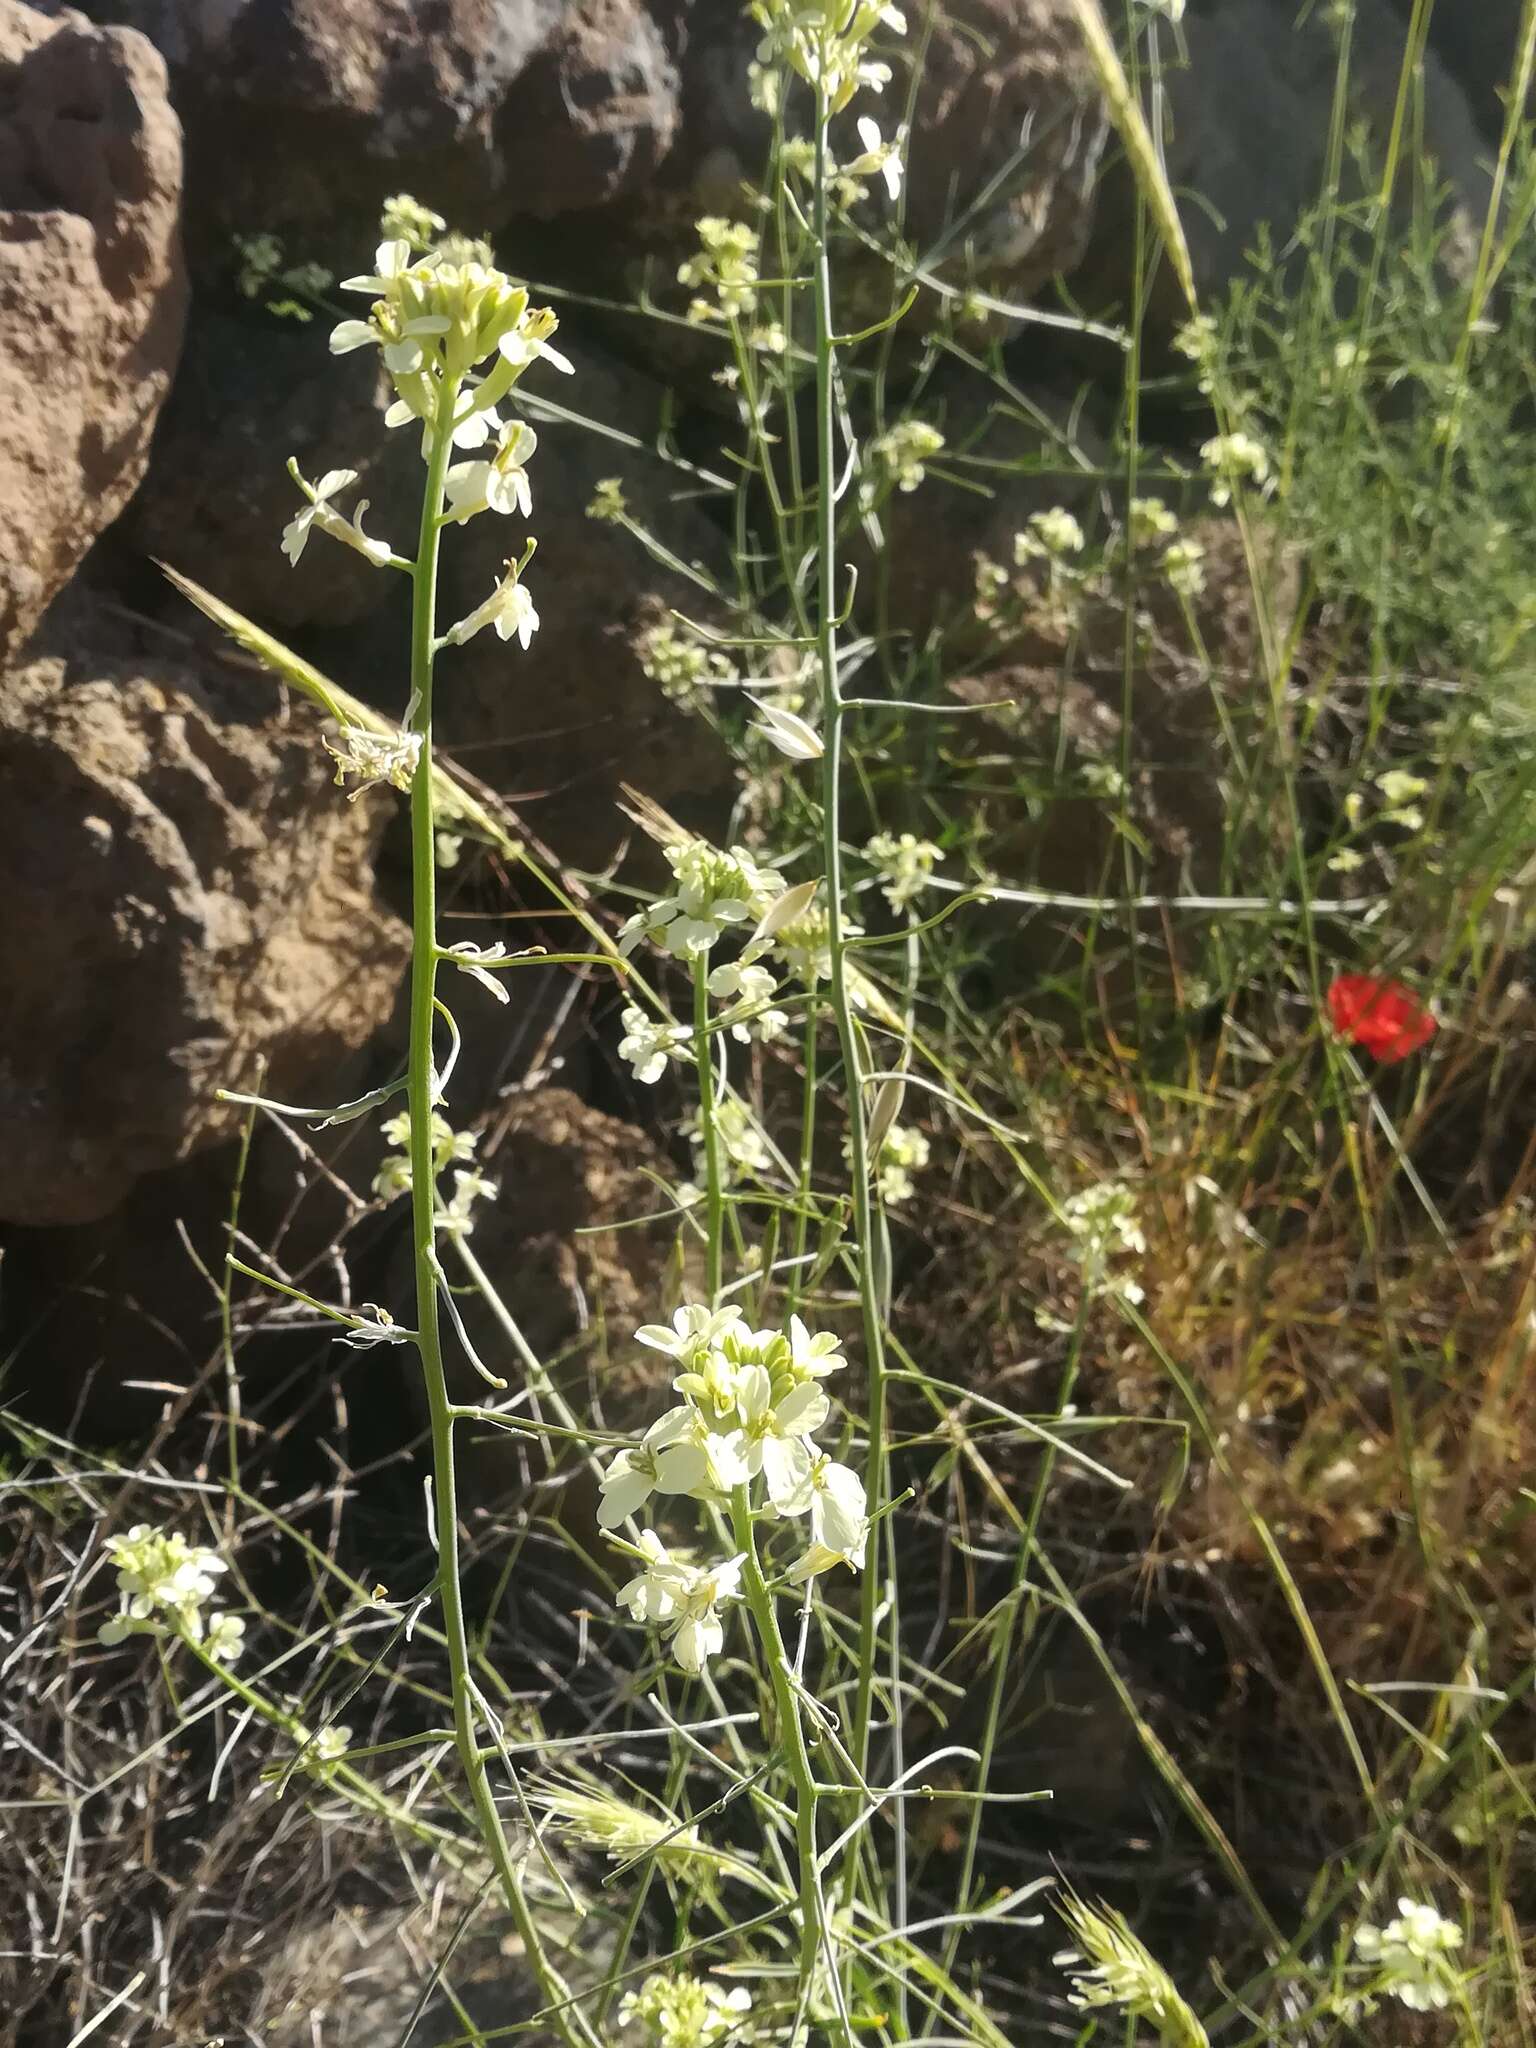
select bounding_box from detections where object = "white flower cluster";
[871,419,944,494]
[1016,506,1085,562]
[639,620,736,711]
[618,838,783,961]
[291,205,571,657]
[601,1305,868,1674]
[685,1095,773,1181]
[864,829,941,912]
[619,1970,754,2048]
[873,1121,929,1205]
[748,0,907,114]
[1060,1180,1147,1304]
[374,1109,497,1236]
[1354,1899,1464,2013]
[679,217,767,331]
[98,1524,244,1663]
[1201,429,1270,507]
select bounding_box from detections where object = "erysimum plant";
[73,0,1237,2035]
[99,0,1033,2027]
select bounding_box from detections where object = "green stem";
[405,377,597,2048]
[729,1487,851,2048]
[694,957,726,1304]
[809,72,889,1789]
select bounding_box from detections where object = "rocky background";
[0,0,1517,1433]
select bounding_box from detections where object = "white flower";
[1162,536,1207,597]
[445,563,539,649]
[617,1005,690,1085]
[619,839,783,962]
[373,1109,477,1199]
[1128,495,1178,546]
[281,467,392,568]
[706,958,787,1043]
[380,193,446,250]
[687,1097,771,1179]
[750,698,823,760]
[782,1455,868,1565]
[784,1313,846,1383]
[647,1405,751,1499]
[444,419,538,521]
[97,1524,229,1645]
[871,419,944,494]
[339,237,414,300]
[736,1365,828,1507]
[864,830,940,912]
[635,1303,747,1373]
[1354,1899,1464,2013]
[1200,430,1270,506]
[872,1122,929,1205]
[618,1971,753,2047]
[1015,506,1085,561]
[597,1443,665,1529]
[846,115,904,200]
[670,1553,745,1674]
[497,323,574,376]
[443,940,516,1004]
[678,216,762,324]
[619,1529,689,1622]
[618,1534,744,1675]
[1060,1180,1146,1302]
[204,1611,247,1665]
[439,1167,497,1237]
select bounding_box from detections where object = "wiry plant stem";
[405,375,597,2048]
[808,71,889,1790]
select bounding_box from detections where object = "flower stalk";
[404,370,597,2048]
[808,48,890,1790]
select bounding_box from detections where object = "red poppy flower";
[1326,974,1436,1063]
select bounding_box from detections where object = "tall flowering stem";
[808,46,890,1785]
[403,372,597,2048]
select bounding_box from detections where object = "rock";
[105,0,584,276]
[125,306,423,632]
[433,337,734,869]
[1074,0,1492,339]
[901,0,1109,301]
[498,0,681,218]
[0,599,410,1226]
[0,2,187,662]
[471,1086,679,1387]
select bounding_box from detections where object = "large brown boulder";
[0,601,410,1226]
[0,3,187,662]
[105,0,681,273]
